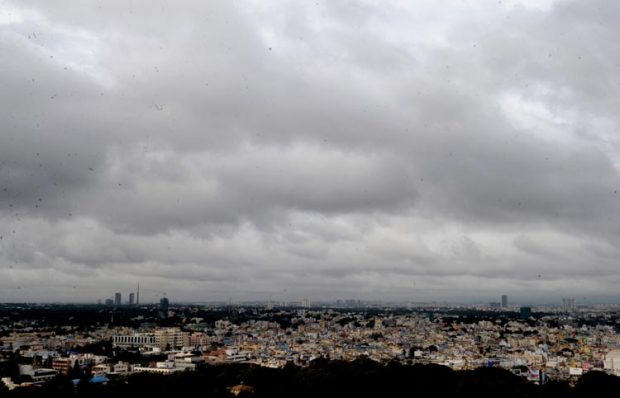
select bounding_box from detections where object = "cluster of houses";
[3,309,620,389]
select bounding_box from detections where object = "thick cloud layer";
[1,0,620,304]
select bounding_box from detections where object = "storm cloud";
[1,0,620,304]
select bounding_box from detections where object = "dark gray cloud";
[1,0,619,304]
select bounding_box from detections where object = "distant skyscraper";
[501,295,508,308]
[114,292,121,306]
[159,297,169,319]
[562,298,575,312]
[520,306,532,319]
[105,298,113,306]
[129,292,135,305]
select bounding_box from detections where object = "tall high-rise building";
[159,297,169,319]
[129,292,135,305]
[520,306,532,319]
[562,298,576,312]
[114,292,122,306]
[501,295,508,308]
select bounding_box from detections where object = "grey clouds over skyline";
[1,0,620,304]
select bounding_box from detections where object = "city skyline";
[2,0,620,302]
[8,292,618,307]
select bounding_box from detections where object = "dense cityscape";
[2,294,620,395]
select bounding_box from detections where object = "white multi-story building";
[132,366,176,374]
[154,328,190,350]
[18,366,58,384]
[112,333,157,348]
[604,350,620,375]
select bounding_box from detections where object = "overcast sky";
[1,0,620,304]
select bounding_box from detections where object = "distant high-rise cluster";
[489,295,508,309]
[101,285,140,306]
[562,298,576,312]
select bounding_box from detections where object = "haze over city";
[1,0,620,304]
